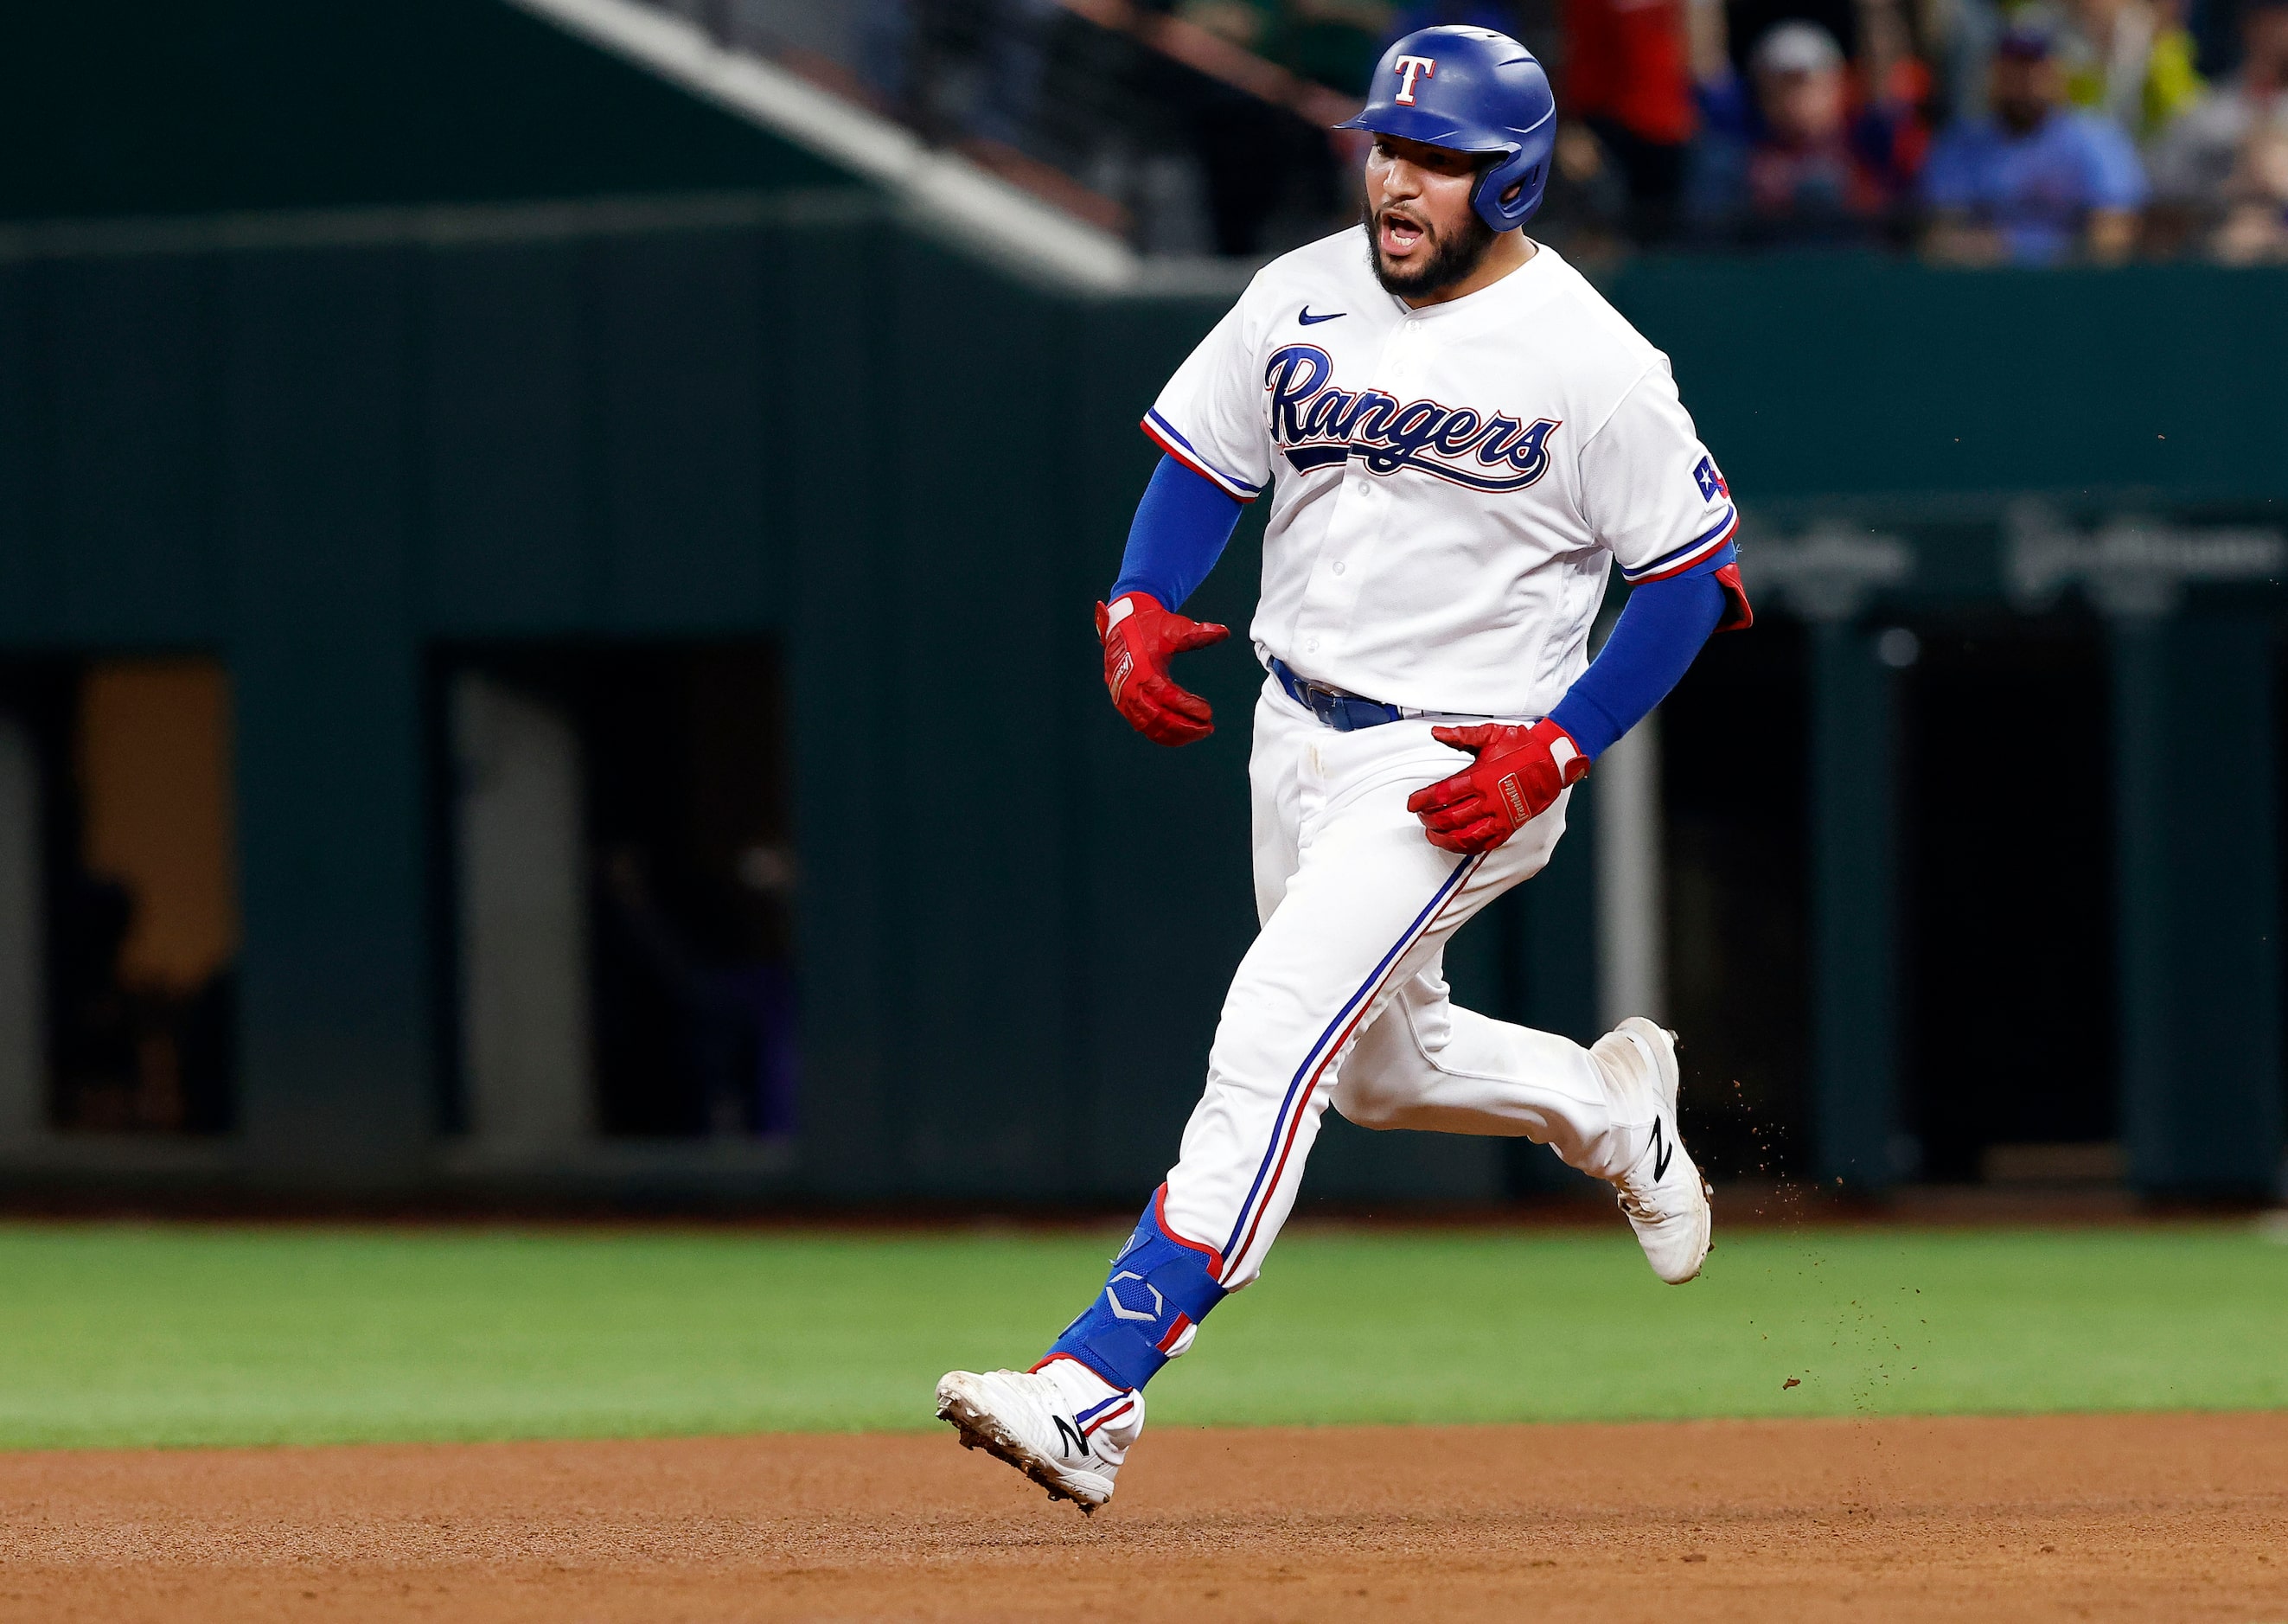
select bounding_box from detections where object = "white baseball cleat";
[1593,1017,1713,1284]
[935,1365,1144,1513]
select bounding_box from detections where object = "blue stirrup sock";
[1041,1187,1229,1393]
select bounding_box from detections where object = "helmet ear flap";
[1472,144,1550,232]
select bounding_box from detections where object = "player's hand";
[1406,719,1589,854]
[1096,591,1230,747]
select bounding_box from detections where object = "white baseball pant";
[1159,676,1649,1290]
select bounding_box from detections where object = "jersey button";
[1332,560,1346,575]
[1305,636,1320,653]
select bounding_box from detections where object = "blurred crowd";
[1169,0,2288,259]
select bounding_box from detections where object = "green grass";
[0,1220,2283,1450]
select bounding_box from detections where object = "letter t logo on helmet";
[1392,54,1436,104]
[1336,25,1559,233]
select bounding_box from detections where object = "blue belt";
[1269,657,1407,732]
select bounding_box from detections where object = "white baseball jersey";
[1143,227,1737,720]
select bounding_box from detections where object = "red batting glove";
[1406,719,1590,854]
[1095,591,1230,747]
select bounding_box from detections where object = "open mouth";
[1377,209,1428,258]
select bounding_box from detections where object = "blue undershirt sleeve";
[1109,455,1246,611]
[1548,544,1735,759]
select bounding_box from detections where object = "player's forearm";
[1109,455,1245,612]
[1548,560,1729,758]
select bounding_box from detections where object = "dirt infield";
[3,1413,2283,1623]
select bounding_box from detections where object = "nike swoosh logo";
[1651,1117,1674,1183]
[1298,307,1345,325]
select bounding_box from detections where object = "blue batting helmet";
[1335,26,1558,233]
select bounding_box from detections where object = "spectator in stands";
[1563,0,1702,240]
[1921,24,2146,262]
[2211,117,2288,259]
[1688,20,1925,244]
[2051,0,2204,141]
[2147,0,2288,218]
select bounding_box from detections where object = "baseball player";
[937,25,1752,1511]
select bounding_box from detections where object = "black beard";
[1364,201,1498,297]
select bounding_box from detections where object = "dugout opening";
[1895,613,2115,1185]
[0,656,240,1144]
[438,642,796,1160]
[1659,616,1812,1181]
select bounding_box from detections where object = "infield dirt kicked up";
[3,1411,2283,1622]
